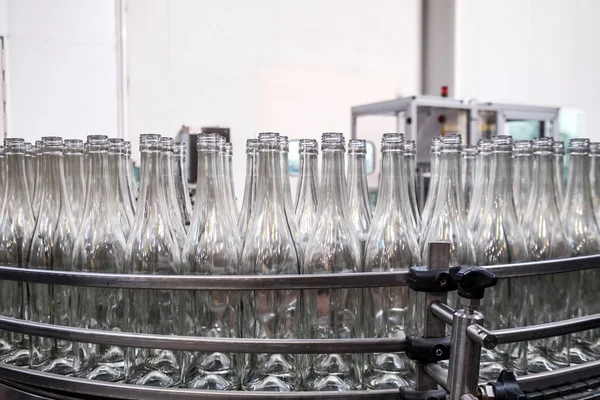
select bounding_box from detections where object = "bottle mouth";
[64,139,84,150]
[441,133,463,152]
[491,135,512,153]
[590,142,600,156]
[4,138,26,153]
[278,135,289,153]
[139,134,161,152]
[108,137,124,154]
[42,136,63,152]
[513,140,533,155]
[197,133,220,152]
[321,132,345,151]
[570,138,590,155]
[462,145,477,158]
[245,139,259,154]
[299,139,318,154]
[173,142,186,155]
[348,139,366,154]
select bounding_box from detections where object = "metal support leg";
[416,241,451,391]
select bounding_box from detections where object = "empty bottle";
[124,141,138,209]
[241,132,301,391]
[364,133,419,389]
[0,146,5,207]
[108,138,134,237]
[553,141,566,213]
[160,137,187,238]
[27,137,77,374]
[461,145,477,215]
[347,139,372,256]
[512,140,533,224]
[120,141,136,214]
[226,142,237,212]
[295,139,319,248]
[303,132,363,391]
[0,138,35,366]
[125,134,183,387]
[71,135,128,382]
[590,143,600,223]
[31,141,45,219]
[183,133,241,390]
[63,139,87,226]
[25,142,36,202]
[467,139,493,231]
[237,139,259,240]
[419,138,441,242]
[404,140,421,229]
[173,142,193,229]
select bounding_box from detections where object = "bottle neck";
[280,151,294,210]
[256,149,286,211]
[38,152,64,213]
[136,150,166,216]
[5,152,33,211]
[565,153,594,206]
[318,150,347,216]
[194,150,222,206]
[375,150,403,216]
[434,150,463,213]
[84,151,111,209]
[295,152,318,212]
[347,152,369,203]
[489,152,516,208]
[531,152,557,204]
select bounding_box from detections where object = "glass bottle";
[160,137,187,238]
[512,140,533,224]
[71,135,128,382]
[0,146,5,207]
[404,140,421,229]
[173,142,193,229]
[553,141,566,212]
[475,135,529,379]
[590,142,600,223]
[461,145,477,216]
[63,139,87,227]
[279,136,302,260]
[303,132,363,391]
[108,138,134,237]
[363,133,419,389]
[124,141,138,209]
[125,134,183,387]
[25,142,36,202]
[467,139,493,232]
[520,137,573,373]
[561,139,600,360]
[0,138,35,366]
[31,141,44,219]
[120,141,136,214]
[295,139,319,249]
[347,139,372,257]
[217,137,238,233]
[420,134,476,266]
[237,139,258,240]
[241,132,301,392]
[227,142,237,212]
[419,138,441,241]
[27,137,78,374]
[182,133,241,390]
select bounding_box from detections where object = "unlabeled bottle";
[303,132,363,391]
[182,133,241,390]
[295,139,319,248]
[108,138,134,237]
[590,142,600,223]
[553,141,566,213]
[226,142,237,211]
[0,138,35,366]
[461,145,477,216]
[512,140,533,224]
[27,137,77,374]
[31,141,44,219]
[420,134,475,266]
[0,146,5,206]
[125,134,183,387]
[63,139,87,227]
[71,135,128,382]
[120,141,136,214]
[279,136,302,260]
[561,139,600,361]
[347,139,372,257]
[160,137,187,238]
[521,137,573,373]
[467,139,493,231]
[124,141,138,209]
[419,138,442,244]
[173,142,193,229]
[363,133,419,389]
[475,135,529,379]
[217,137,238,234]
[25,142,36,202]
[241,132,301,391]
[237,139,259,240]
[404,140,421,229]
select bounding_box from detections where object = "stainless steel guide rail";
[0,246,598,399]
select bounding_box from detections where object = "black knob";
[492,370,525,400]
[449,266,497,299]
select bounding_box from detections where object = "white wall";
[5,0,118,142]
[454,0,600,139]
[125,0,422,195]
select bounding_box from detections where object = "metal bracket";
[406,336,452,363]
[408,266,457,293]
[399,387,448,400]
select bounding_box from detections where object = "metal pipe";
[486,254,600,279]
[430,301,455,326]
[424,363,449,391]
[0,265,408,290]
[517,360,600,392]
[0,316,406,354]
[466,324,497,350]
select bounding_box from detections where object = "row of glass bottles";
[0,131,598,391]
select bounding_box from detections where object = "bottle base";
[80,364,124,382]
[40,357,75,376]
[364,370,411,390]
[187,371,239,390]
[243,374,300,392]
[0,347,30,366]
[303,372,361,391]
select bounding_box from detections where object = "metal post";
[416,241,451,390]
[447,298,484,399]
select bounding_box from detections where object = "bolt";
[439,279,447,287]
[435,348,443,357]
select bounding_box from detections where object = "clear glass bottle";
[182,133,241,390]
[553,141,566,213]
[71,135,128,382]
[31,141,44,219]
[303,132,363,391]
[25,142,36,202]
[295,139,319,249]
[124,141,138,209]
[241,132,301,392]
[227,142,237,212]
[173,142,193,229]
[120,141,136,214]
[475,135,529,379]
[125,134,184,387]
[590,142,600,223]
[420,134,476,266]
[279,136,302,260]
[0,138,35,366]
[512,140,533,224]
[160,137,187,239]
[217,137,238,234]
[467,139,493,232]
[63,139,87,227]
[0,146,5,208]
[561,139,600,360]
[404,140,421,229]
[521,137,572,373]
[237,139,259,240]
[27,137,78,374]
[461,145,477,216]
[347,139,372,257]
[363,133,419,389]
[108,138,134,237]
[419,138,442,242]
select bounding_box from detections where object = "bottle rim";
[348,139,367,154]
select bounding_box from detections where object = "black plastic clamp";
[405,336,451,363]
[487,371,525,400]
[449,265,497,300]
[408,266,458,293]
[399,387,447,400]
